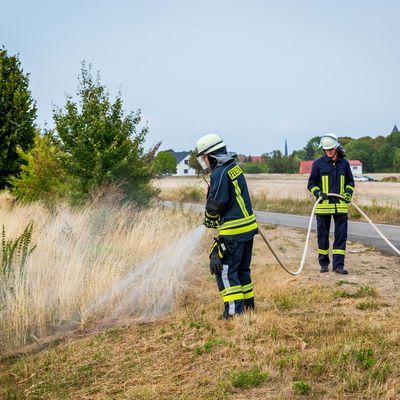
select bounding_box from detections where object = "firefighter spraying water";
[196,133,258,319]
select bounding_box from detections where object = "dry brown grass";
[157,175,400,224]
[0,192,203,353]
[1,223,400,399]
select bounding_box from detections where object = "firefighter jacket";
[308,155,355,215]
[206,159,258,241]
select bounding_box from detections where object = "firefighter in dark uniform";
[308,133,355,274]
[196,133,258,319]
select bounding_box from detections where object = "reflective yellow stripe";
[316,204,335,210]
[205,211,219,220]
[333,249,346,255]
[321,176,329,204]
[346,185,354,193]
[318,248,329,255]
[340,175,345,194]
[232,180,249,217]
[221,214,256,229]
[219,221,258,236]
[220,285,242,296]
[209,242,218,256]
[223,293,244,302]
[241,282,253,292]
[311,186,320,194]
[243,291,254,300]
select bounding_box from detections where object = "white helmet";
[319,133,340,150]
[195,133,226,170]
[196,133,226,156]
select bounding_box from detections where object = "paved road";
[164,201,400,256]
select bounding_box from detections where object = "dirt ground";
[252,224,400,307]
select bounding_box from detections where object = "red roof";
[238,155,263,163]
[299,160,313,174]
[349,160,362,166]
[299,159,363,173]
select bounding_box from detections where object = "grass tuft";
[293,380,311,395]
[230,365,269,388]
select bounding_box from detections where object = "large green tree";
[345,137,376,173]
[0,48,37,188]
[52,63,158,204]
[154,151,177,176]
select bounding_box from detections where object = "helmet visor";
[197,155,209,170]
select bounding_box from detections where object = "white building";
[171,151,197,176]
[349,160,363,175]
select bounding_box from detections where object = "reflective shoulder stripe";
[232,180,250,218]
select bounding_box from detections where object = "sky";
[2,0,400,155]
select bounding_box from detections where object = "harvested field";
[155,174,400,208]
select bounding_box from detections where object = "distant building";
[299,159,363,175]
[349,160,363,175]
[170,151,197,176]
[391,124,399,134]
[238,155,263,163]
[298,160,314,174]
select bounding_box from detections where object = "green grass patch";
[334,286,377,299]
[293,380,311,395]
[356,301,380,310]
[230,365,269,388]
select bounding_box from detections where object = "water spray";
[83,225,206,323]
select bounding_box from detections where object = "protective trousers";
[316,214,348,269]
[215,238,254,318]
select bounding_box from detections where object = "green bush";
[9,133,68,205]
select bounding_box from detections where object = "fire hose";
[258,193,400,276]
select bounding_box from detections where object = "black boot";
[320,265,329,273]
[334,267,348,274]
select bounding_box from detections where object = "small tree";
[0,48,37,188]
[8,131,67,204]
[52,63,158,204]
[154,151,177,176]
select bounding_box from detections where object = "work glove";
[204,211,219,229]
[315,190,328,201]
[204,216,218,229]
[342,192,352,203]
[209,252,223,275]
